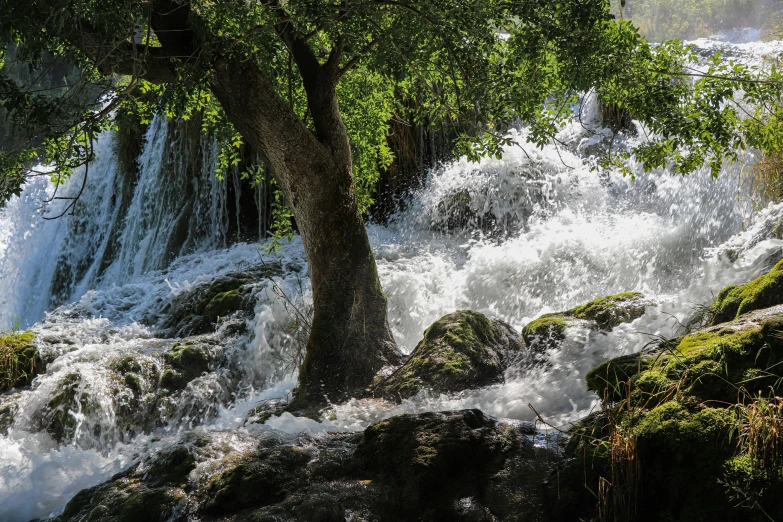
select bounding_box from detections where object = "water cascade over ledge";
[1,35,783,521]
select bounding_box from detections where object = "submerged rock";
[374,311,524,400]
[157,263,282,337]
[26,335,223,446]
[522,292,648,349]
[49,409,562,522]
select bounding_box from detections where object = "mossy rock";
[158,263,281,337]
[160,340,212,391]
[54,442,197,522]
[521,314,568,347]
[709,259,783,325]
[375,310,524,400]
[586,313,783,405]
[0,331,40,392]
[567,292,646,329]
[523,292,647,348]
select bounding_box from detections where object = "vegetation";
[707,259,783,325]
[574,280,783,521]
[0,330,38,392]
[613,0,781,41]
[4,0,783,405]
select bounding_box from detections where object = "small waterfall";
[0,116,268,329]
[1,35,782,521]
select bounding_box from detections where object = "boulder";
[374,310,524,400]
[49,410,561,522]
[157,263,282,337]
[708,258,783,325]
[523,292,648,350]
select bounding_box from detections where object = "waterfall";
[1,35,782,521]
[0,117,270,330]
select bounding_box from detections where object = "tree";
[2,0,782,405]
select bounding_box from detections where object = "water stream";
[1,35,782,521]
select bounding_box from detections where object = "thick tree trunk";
[210,58,403,404]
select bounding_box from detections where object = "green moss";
[0,331,38,392]
[124,373,142,395]
[204,289,244,319]
[160,342,210,391]
[568,292,645,330]
[633,402,733,447]
[379,310,518,400]
[709,259,783,325]
[521,314,567,344]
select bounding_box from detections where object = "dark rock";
[374,311,524,400]
[49,410,561,522]
[157,263,282,337]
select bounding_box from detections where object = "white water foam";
[1,37,782,521]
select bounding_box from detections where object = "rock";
[49,410,561,522]
[374,311,524,400]
[157,263,282,337]
[708,259,783,325]
[159,339,213,391]
[0,331,40,392]
[53,443,196,522]
[571,306,783,521]
[523,292,648,349]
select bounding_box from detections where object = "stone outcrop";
[374,311,525,401]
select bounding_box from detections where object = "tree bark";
[210,57,403,404]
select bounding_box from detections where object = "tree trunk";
[210,57,403,405]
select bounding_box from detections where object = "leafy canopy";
[1,0,782,210]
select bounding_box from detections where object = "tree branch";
[338,38,379,78]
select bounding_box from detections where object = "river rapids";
[1,32,783,521]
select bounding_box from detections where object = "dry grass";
[0,331,37,392]
[741,150,783,205]
[732,393,783,470]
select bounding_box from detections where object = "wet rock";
[523,292,648,350]
[49,410,561,522]
[374,311,524,400]
[160,339,214,391]
[571,306,783,522]
[157,263,282,337]
[708,259,783,325]
[0,331,41,392]
[53,444,196,522]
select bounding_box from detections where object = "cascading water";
[1,35,782,521]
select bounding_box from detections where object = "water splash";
[1,36,782,521]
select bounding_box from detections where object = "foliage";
[732,394,783,471]
[1,0,783,222]
[613,0,780,42]
[0,330,37,392]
